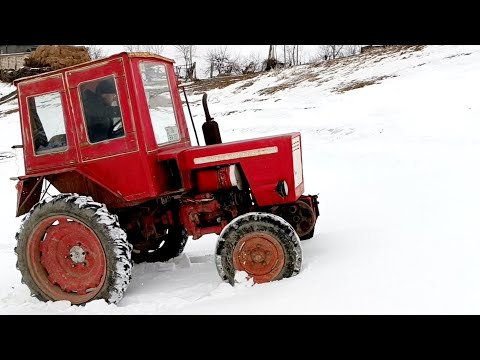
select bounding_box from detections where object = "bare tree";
[295,45,303,65]
[123,45,142,52]
[174,45,197,80]
[282,45,304,66]
[283,45,293,65]
[330,45,344,59]
[265,45,277,71]
[87,45,106,60]
[123,45,165,54]
[343,45,361,57]
[205,46,242,77]
[316,45,345,60]
[144,45,165,55]
[239,52,262,74]
[310,47,326,62]
[174,45,196,68]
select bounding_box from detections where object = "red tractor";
[12,52,319,305]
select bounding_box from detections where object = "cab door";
[65,57,151,202]
[66,57,138,162]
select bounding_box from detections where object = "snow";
[2,45,480,314]
[234,271,254,288]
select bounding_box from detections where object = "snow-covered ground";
[1,45,480,314]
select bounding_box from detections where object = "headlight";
[276,180,289,197]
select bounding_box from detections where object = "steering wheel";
[110,117,124,138]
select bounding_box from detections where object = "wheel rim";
[233,232,285,283]
[26,215,107,304]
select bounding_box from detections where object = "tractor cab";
[15,52,192,214]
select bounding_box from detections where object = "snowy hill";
[1,45,480,314]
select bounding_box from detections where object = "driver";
[83,78,124,142]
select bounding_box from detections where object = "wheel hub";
[233,232,285,283]
[251,249,266,263]
[69,245,86,264]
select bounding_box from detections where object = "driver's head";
[96,78,117,105]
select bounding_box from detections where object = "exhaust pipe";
[202,93,222,145]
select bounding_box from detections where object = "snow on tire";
[215,212,302,286]
[15,193,133,305]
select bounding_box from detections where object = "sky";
[1,45,480,314]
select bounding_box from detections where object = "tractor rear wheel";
[131,227,188,264]
[215,212,302,285]
[15,193,133,305]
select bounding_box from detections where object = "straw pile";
[25,45,91,70]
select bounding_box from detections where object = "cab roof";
[14,52,175,86]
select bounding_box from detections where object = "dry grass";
[311,45,426,69]
[258,82,291,96]
[186,73,261,94]
[335,75,397,93]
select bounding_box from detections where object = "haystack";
[25,45,91,70]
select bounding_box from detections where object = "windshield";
[139,62,180,145]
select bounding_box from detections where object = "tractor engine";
[179,164,250,239]
[116,164,252,262]
[179,190,250,240]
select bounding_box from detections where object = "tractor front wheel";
[15,193,133,305]
[215,212,302,285]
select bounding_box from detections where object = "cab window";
[79,76,125,143]
[28,92,67,155]
[139,62,180,145]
